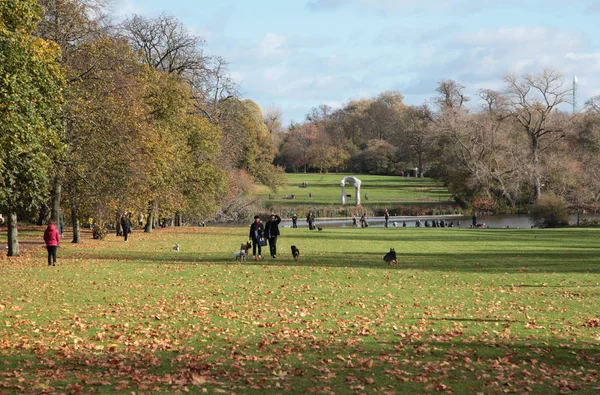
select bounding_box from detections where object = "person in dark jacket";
[384,209,389,228]
[249,215,264,260]
[306,212,315,230]
[43,220,60,266]
[121,212,132,242]
[264,214,281,258]
[291,213,298,228]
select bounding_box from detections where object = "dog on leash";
[234,242,251,261]
[172,244,180,252]
[383,248,397,265]
[291,245,300,261]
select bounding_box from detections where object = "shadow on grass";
[66,248,600,274]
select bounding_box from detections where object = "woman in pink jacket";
[43,220,60,266]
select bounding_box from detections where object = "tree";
[263,105,284,150]
[122,14,238,123]
[218,98,283,190]
[0,0,64,256]
[277,123,318,172]
[400,105,433,178]
[504,69,572,202]
[434,79,469,110]
[585,95,600,114]
[122,13,206,75]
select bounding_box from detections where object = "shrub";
[92,224,108,240]
[530,194,569,228]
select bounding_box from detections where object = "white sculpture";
[340,176,362,205]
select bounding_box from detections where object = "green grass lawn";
[1,226,599,393]
[258,173,452,206]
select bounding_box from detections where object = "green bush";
[530,194,569,228]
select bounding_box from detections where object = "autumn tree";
[34,0,109,227]
[277,123,318,173]
[219,98,283,190]
[0,0,64,256]
[122,14,237,122]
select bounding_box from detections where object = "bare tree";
[504,69,572,202]
[121,14,238,122]
[585,95,600,113]
[121,13,207,75]
[434,79,469,110]
[189,55,238,120]
[401,105,433,178]
[263,106,284,150]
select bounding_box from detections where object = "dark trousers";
[123,226,129,241]
[292,220,297,228]
[252,240,262,256]
[46,246,57,265]
[268,236,277,257]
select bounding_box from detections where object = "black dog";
[291,245,300,261]
[383,248,397,265]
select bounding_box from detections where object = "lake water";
[282,214,600,229]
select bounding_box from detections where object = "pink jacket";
[43,224,60,247]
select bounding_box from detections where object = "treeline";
[275,73,600,214]
[1,0,282,255]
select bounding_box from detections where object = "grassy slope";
[257,173,452,206]
[0,226,599,393]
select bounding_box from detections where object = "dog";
[172,244,180,252]
[234,242,251,261]
[317,227,323,231]
[383,248,397,265]
[291,245,300,261]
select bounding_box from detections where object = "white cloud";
[258,33,287,57]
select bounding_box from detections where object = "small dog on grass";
[291,245,300,261]
[172,244,180,252]
[383,248,397,265]
[234,242,252,261]
[317,227,323,231]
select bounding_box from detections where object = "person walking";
[306,212,315,230]
[249,215,264,261]
[121,212,132,242]
[352,215,357,227]
[384,209,389,228]
[360,213,367,228]
[292,213,298,228]
[264,214,281,258]
[472,213,477,228]
[43,220,60,266]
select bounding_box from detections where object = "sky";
[111,0,600,125]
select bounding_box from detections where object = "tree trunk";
[71,200,80,244]
[37,204,49,225]
[531,138,542,202]
[145,202,155,233]
[116,210,123,236]
[7,213,19,257]
[50,175,62,223]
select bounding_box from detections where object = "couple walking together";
[249,214,281,260]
